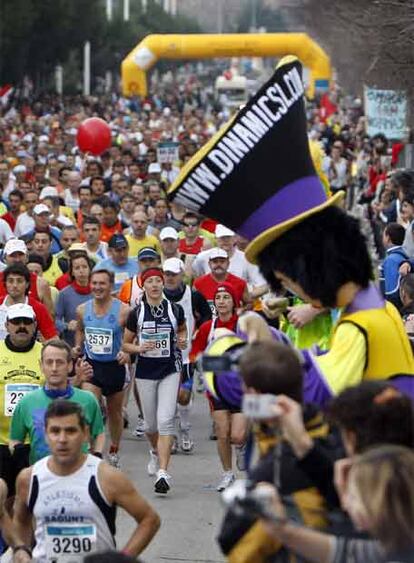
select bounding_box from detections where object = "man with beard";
[193,248,250,314]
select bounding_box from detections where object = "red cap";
[214,282,239,308]
[141,267,164,285]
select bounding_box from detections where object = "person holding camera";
[218,340,336,563]
[191,282,247,492]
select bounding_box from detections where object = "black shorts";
[0,444,30,497]
[208,393,240,414]
[87,360,126,397]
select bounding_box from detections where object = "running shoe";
[235,444,247,471]
[217,471,235,492]
[154,470,171,494]
[180,429,194,453]
[170,436,179,454]
[108,452,121,469]
[133,416,145,437]
[147,450,159,476]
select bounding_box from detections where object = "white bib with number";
[85,327,113,355]
[45,523,96,562]
[114,271,129,285]
[4,383,39,416]
[140,330,171,358]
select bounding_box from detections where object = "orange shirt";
[100,221,123,243]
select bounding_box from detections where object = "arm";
[101,464,160,556]
[176,321,188,351]
[12,468,35,549]
[9,400,27,450]
[74,305,85,357]
[241,284,252,310]
[37,276,54,315]
[55,292,67,335]
[35,302,58,340]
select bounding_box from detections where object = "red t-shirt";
[193,273,247,310]
[178,237,205,255]
[190,314,238,361]
[1,212,17,231]
[28,296,58,340]
[55,272,71,290]
[100,221,123,243]
[0,271,40,301]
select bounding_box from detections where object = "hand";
[334,457,353,510]
[262,296,288,319]
[140,341,156,353]
[71,345,82,359]
[399,262,411,276]
[255,483,288,535]
[287,304,320,329]
[13,547,32,562]
[238,312,273,343]
[75,357,93,382]
[67,320,78,331]
[117,351,129,365]
[177,335,187,350]
[276,395,313,459]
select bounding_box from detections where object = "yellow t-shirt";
[125,234,161,259]
[43,255,63,287]
[0,340,44,444]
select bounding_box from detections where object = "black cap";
[108,233,128,249]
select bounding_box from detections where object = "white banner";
[364,87,407,140]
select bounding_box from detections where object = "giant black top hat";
[168,57,343,263]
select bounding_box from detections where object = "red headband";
[141,267,164,285]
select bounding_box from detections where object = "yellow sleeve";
[153,236,162,255]
[314,322,366,394]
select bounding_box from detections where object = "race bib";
[140,330,171,358]
[85,327,113,355]
[45,523,96,563]
[4,383,39,417]
[114,271,130,285]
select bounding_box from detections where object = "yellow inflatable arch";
[121,33,331,99]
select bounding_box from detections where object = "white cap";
[13,164,26,174]
[209,248,228,260]
[40,186,58,199]
[4,239,28,255]
[163,257,184,274]
[148,162,161,174]
[38,135,49,143]
[215,224,235,238]
[33,204,50,215]
[160,227,178,241]
[6,303,35,321]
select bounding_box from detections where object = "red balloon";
[76,117,111,156]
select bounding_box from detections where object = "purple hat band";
[239,175,326,241]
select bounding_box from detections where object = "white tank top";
[177,285,195,364]
[29,454,116,562]
[129,275,144,307]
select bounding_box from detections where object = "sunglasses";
[9,318,34,326]
[184,222,198,227]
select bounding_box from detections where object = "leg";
[213,409,232,472]
[82,381,102,401]
[106,390,125,449]
[157,371,181,471]
[230,413,247,447]
[135,378,159,452]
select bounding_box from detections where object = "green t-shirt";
[10,388,104,464]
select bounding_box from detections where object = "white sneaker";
[147,450,159,476]
[235,444,247,471]
[154,469,171,494]
[217,471,235,492]
[133,416,146,437]
[180,429,194,453]
[108,452,121,469]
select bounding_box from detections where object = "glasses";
[184,222,198,227]
[333,145,342,149]
[9,318,34,326]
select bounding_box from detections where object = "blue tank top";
[83,298,123,362]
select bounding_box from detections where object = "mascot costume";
[168,57,414,408]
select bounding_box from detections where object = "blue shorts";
[181,363,194,392]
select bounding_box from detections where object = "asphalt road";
[116,392,231,563]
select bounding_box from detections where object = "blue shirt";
[379,245,409,307]
[27,226,62,254]
[93,258,138,291]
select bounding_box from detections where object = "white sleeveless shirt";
[176,285,195,364]
[29,454,116,562]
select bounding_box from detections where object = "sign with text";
[157,141,179,164]
[364,87,407,140]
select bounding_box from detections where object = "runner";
[163,257,211,452]
[193,248,250,314]
[13,399,160,561]
[191,283,247,491]
[0,304,43,497]
[75,269,130,468]
[122,267,187,494]
[96,234,138,293]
